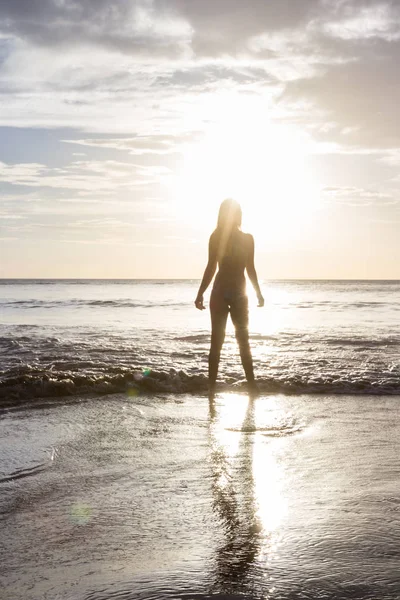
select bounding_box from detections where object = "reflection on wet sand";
[208,393,286,597]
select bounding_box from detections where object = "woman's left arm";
[195,234,218,310]
[246,234,264,307]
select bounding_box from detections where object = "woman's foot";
[247,381,260,397]
[208,380,216,398]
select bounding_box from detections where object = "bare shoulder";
[241,232,254,247]
[209,230,219,247]
[209,230,220,256]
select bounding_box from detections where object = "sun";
[171,92,318,245]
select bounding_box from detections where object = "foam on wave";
[3,299,188,309]
[1,366,399,408]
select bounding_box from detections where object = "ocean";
[1,279,400,599]
[1,279,400,402]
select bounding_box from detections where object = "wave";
[4,298,400,311]
[324,336,400,347]
[1,299,189,309]
[293,300,400,308]
[1,365,400,408]
[0,461,49,484]
[174,334,209,342]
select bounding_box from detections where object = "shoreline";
[1,392,400,599]
[2,374,400,411]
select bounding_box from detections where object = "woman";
[195,199,264,393]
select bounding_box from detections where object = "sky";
[0,0,399,279]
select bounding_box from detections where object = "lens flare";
[127,386,139,397]
[70,503,92,525]
[133,368,151,382]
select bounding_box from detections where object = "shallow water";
[1,279,400,402]
[1,392,399,599]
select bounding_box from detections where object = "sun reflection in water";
[254,441,287,533]
[248,286,303,337]
[208,393,288,589]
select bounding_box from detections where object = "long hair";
[216,198,242,232]
[215,199,242,260]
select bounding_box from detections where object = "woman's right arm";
[246,234,264,307]
[195,234,218,310]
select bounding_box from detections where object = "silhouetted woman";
[195,199,264,393]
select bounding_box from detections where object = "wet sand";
[1,393,400,599]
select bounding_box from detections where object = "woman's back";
[212,229,251,291]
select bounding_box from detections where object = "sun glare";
[209,393,288,560]
[172,93,318,245]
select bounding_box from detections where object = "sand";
[1,392,399,599]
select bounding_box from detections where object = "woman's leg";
[209,292,229,388]
[230,296,255,384]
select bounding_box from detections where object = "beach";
[1,392,400,599]
[1,279,400,599]
[2,0,400,595]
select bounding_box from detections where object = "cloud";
[35,217,136,230]
[0,213,25,220]
[1,1,399,66]
[0,159,170,191]
[281,38,400,149]
[322,186,398,206]
[379,149,400,165]
[0,156,175,245]
[62,133,199,155]
[1,0,399,143]
[0,0,192,57]
[0,0,327,59]
[322,2,400,41]
[157,0,322,57]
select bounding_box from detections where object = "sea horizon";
[1,277,400,282]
